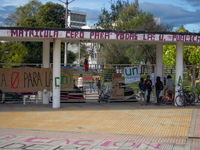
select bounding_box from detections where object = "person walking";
[165,75,175,98]
[139,78,146,106]
[89,78,95,93]
[77,74,83,91]
[155,76,163,105]
[145,75,152,105]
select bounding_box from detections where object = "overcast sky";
[1,0,200,32]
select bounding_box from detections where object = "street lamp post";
[59,0,75,66]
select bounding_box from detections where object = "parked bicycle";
[175,86,195,107]
[197,92,200,103]
[160,90,175,106]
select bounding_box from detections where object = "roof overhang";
[0,27,200,46]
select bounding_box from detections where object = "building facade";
[68,11,87,29]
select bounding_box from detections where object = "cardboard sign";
[0,68,73,92]
[114,81,119,89]
[112,73,122,82]
[0,68,53,92]
[110,89,124,99]
[61,68,73,91]
[110,73,124,99]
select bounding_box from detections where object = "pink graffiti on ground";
[113,141,136,147]
[74,140,95,146]
[0,136,17,141]
[0,135,161,149]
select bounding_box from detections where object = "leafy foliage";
[97,0,173,65]
[2,0,76,64]
[163,25,200,78]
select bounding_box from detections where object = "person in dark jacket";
[155,76,163,105]
[145,75,152,105]
[139,78,147,106]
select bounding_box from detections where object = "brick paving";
[193,109,200,137]
[0,104,194,137]
[0,101,200,149]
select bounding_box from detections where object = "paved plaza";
[0,100,200,149]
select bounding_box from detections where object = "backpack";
[159,81,163,90]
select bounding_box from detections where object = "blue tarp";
[61,66,73,69]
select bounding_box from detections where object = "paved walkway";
[0,100,200,149]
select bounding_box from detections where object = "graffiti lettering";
[90,32,110,39]
[0,73,7,87]
[0,135,163,149]
[11,72,20,89]
[24,72,43,88]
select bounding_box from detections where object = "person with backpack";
[155,76,163,105]
[139,78,147,106]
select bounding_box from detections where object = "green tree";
[97,0,172,65]
[4,0,42,27]
[163,25,200,79]
[0,41,28,64]
[75,43,88,60]
[2,1,76,64]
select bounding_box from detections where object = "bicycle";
[175,86,195,107]
[197,92,200,103]
[160,91,175,106]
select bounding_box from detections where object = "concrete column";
[156,43,163,78]
[175,42,183,95]
[42,40,50,104]
[156,43,163,98]
[53,39,61,108]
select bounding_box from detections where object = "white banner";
[124,67,140,83]
[1,29,200,43]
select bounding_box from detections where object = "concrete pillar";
[156,43,163,98]
[42,40,50,104]
[53,39,61,108]
[175,42,183,96]
[156,43,163,78]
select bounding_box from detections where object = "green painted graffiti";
[178,76,183,86]
[55,77,60,87]
[54,71,72,89]
[125,67,138,76]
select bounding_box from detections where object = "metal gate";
[0,63,199,103]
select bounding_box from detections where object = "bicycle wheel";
[189,93,195,106]
[175,95,184,107]
[161,95,168,106]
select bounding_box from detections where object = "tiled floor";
[0,102,194,137]
[0,101,200,149]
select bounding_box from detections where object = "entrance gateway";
[0,27,200,108]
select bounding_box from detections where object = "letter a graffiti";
[178,76,183,86]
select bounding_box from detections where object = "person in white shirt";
[77,74,83,91]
